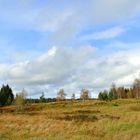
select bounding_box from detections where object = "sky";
[0,0,140,98]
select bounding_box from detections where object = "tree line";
[98,78,140,101]
[0,86,91,106]
[1,78,140,107]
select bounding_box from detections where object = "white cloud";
[0,0,139,48]
[0,1,139,38]
[91,0,140,24]
[0,46,95,85]
[0,1,139,98]
[0,44,140,98]
[81,26,125,40]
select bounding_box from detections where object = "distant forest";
[0,78,140,107]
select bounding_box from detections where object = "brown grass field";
[0,99,140,140]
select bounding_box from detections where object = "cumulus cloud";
[0,44,140,98]
[0,46,95,85]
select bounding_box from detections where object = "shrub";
[15,89,27,112]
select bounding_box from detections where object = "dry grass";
[0,99,140,140]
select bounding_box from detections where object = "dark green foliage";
[98,92,103,100]
[98,91,108,101]
[113,103,119,106]
[40,92,46,103]
[108,91,114,101]
[71,93,75,100]
[0,85,14,106]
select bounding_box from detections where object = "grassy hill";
[0,99,140,140]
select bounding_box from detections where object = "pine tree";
[0,85,14,106]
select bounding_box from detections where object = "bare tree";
[127,88,134,98]
[80,89,91,100]
[133,79,140,98]
[110,83,118,99]
[56,89,66,100]
[117,87,126,99]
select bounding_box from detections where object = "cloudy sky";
[0,0,140,98]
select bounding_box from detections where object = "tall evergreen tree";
[0,85,14,106]
[108,91,113,101]
[40,92,46,103]
[71,93,76,100]
[98,90,108,101]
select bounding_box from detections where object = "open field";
[0,99,140,140]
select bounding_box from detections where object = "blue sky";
[0,0,140,98]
